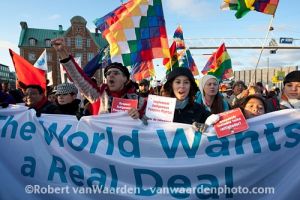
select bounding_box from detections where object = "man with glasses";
[51,38,144,119]
[24,85,61,116]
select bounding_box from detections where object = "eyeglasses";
[105,70,123,77]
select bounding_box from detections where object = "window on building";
[47,53,52,61]
[67,38,71,47]
[74,53,83,66]
[48,65,52,72]
[29,38,37,46]
[45,39,51,47]
[28,53,36,61]
[87,39,91,48]
[75,36,82,49]
[87,53,94,61]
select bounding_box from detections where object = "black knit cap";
[104,62,130,79]
[283,71,300,85]
[165,67,198,91]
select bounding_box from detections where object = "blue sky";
[1,0,299,79]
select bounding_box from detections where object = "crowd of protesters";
[0,38,299,130]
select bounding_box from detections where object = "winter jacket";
[173,102,211,125]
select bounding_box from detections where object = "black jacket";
[57,99,82,118]
[173,102,211,125]
[34,101,61,116]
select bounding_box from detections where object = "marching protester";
[0,83,16,106]
[237,94,267,119]
[50,38,145,120]
[46,86,57,105]
[280,70,300,109]
[230,80,247,106]
[2,81,24,103]
[24,85,61,116]
[55,83,82,118]
[195,75,230,114]
[138,79,150,98]
[162,67,218,129]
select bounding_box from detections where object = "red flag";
[9,49,46,91]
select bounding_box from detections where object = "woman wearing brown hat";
[162,67,212,125]
[280,71,300,109]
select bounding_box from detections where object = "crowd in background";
[1,39,299,128]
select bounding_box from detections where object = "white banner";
[0,105,300,200]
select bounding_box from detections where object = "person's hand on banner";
[141,115,149,126]
[127,108,140,119]
[193,114,220,133]
[192,122,205,132]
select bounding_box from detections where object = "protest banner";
[0,105,300,199]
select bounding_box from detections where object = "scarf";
[176,98,189,109]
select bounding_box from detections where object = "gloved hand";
[192,122,205,132]
[205,114,220,126]
[193,114,220,133]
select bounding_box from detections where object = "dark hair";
[139,79,150,86]
[210,93,226,114]
[25,85,44,94]
[163,78,198,105]
[237,94,267,115]
[283,70,300,85]
[255,82,263,88]
[163,68,199,104]
[233,80,247,90]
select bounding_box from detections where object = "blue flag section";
[0,105,300,199]
[83,45,111,77]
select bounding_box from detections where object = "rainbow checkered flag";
[221,0,279,19]
[94,0,169,67]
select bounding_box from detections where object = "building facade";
[0,64,16,89]
[18,16,107,86]
[234,66,299,87]
[0,64,10,83]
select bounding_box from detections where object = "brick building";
[18,16,107,86]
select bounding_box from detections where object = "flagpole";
[250,16,275,84]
